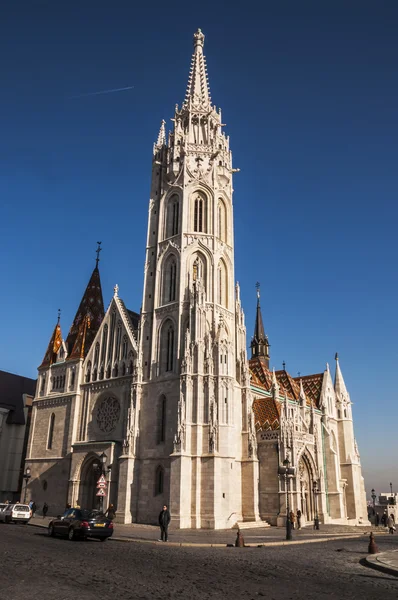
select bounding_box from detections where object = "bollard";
[235,529,245,548]
[368,532,379,554]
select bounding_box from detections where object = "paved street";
[1,525,398,600]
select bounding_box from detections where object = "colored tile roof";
[253,397,281,431]
[293,373,324,407]
[40,321,63,367]
[249,356,273,391]
[66,266,104,360]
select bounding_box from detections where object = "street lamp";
[23,466,31,504]
[371,488,377,525]
[313,481,320,530]
[283,457,292,541]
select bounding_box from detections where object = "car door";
[55,509,74,535]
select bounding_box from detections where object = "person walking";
[42,502,48,518]
[105,504,116,520]
[296,509,302,530]
[158,504,171,542]
[31,501,37,517]
[388,514,395,534]
[289,510,296,530]
[375,512,380,527]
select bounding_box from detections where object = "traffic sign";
[97,481,107,489]
[96,488,107,497]
[97,474,106,485]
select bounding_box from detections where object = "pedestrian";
[42,502,48,518]
[105,504,116,520]
[158,504,171,542]
[387,514,395,534]
[382,512,388,528]
[289,510,296,530]
[296,509,302,530]
[375,512,380,527]
[31,501,37,517]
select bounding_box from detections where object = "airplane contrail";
[70,85,134,99]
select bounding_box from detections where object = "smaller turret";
[250,284,270,366]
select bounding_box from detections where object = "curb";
[110,533,365,548]
[365,551,398,578]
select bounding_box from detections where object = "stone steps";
[235,520,271,530]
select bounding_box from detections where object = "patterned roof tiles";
[253,397,281,432]
[293,373,324,408]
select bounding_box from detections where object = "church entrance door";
[78,455,102,510]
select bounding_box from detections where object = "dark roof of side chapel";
[0,370,36,425]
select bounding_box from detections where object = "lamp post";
[99,452,107,512]
[371,488,377,525]
[313,481,320,530]
[283,457,292,541]
[23,466,31,504]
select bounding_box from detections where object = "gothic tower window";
[162,255,178,304]
[218,199,227,242]
[159,320,175,374]
[122,336,128,360]
[217,259,228,307]
[47,413,55,450]
[165,195,179,237]
[108,311,116,364]
[193,192,207,233]
[70,371,75,387]
[159,395,166,443]
[40,374,46,393]
[155,466,164,495]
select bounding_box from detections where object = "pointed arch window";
[40,375,46,393]
[159,395,166,443]
[115,323,122,361]
[94,342,100,367]
[218,199,227,242]
[193,194,206,232]
[159,320,175,374]
[217,260,228,308]
[101,325,108,364]
[166,195,180,238]
[122,335,128,360]
[47,413,55,450]
[166,326,174,372]
[85,362,91,383]
[108,311,116,364]
[155,466,164,495]
[163,256,177,304]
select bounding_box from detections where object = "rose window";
[96,396,121,433]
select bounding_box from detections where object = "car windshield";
[80,509,105,520]
[14,505,30,511]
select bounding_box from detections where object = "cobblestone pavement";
[1,524,398,600]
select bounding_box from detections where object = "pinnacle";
[183,29,211,108]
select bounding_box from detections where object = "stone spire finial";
[334,352,348,400]
[114,284,119,298]
[184,29,211,108]
[153,119,166,154]
[299,378,306,407]
[250,282,270,365]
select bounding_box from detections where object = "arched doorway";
[78,455,102,510]
[298,453,315,522]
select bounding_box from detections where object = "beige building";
[25,29,367,527]
[0,370,36,502]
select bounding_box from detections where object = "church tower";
[138,29,258,528]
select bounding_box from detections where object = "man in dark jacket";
[158,505,171,542]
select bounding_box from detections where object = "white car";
[0,503,31,524]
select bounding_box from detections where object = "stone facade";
[25,29,367,527]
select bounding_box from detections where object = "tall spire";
[250,283,270,366]
[334,352,348,401]
[40,311,63,367]
[183,28,211,109]
[153,119,166,154]
[65,249,105,360]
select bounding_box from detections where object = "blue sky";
[1,1,397,496]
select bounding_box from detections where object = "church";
[26,29,367,528]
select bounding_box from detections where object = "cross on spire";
[256,281,260,299]
[95,241,102,268]
[57,308,61,324]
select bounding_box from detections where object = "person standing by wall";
[158,504,171,542]
[296,509,301,530]
[42,502,48,518]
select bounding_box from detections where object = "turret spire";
[153,119,166,154]
[40,312,63,367]
[334,352,349,401]
[183,29,211,108]
[250,283,270,366]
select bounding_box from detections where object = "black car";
[48,508,114,542]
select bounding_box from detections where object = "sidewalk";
[366,549,398,577]
[28,517,382,548]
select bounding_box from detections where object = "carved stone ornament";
[96,396,121,433]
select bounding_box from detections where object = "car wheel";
[99,538,107,542]
[48,524,55,537]
[68,527,75,541]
